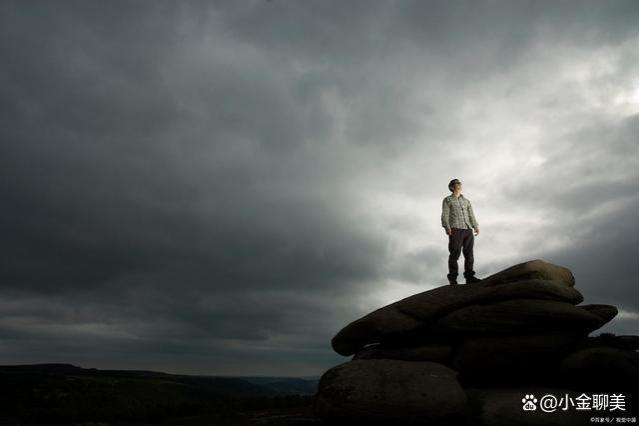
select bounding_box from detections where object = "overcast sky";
[1,0,638,377]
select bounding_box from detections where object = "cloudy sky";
[1,0,638,377]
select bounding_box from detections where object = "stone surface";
[479,259,575,287]
[331,306,424,356]
[452,331,587,383]
[576,304,618,326]
[333,261,583,356]
[322,259,639,423]
[398,278,583,321]
[353,342,453,362]
[313,359,470,425]
[433,299,604,335]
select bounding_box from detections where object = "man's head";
[448,179,462,192]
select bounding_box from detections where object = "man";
[441,178,482,285]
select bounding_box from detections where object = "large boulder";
[332,262,583,355]
[313,359,470,425]
[452,331,587,383]
[576,304,618,325]
[479,259,575,287]
[331,306,424,356]
[353,342,453,362]
[398,278,583,321]
[431,299,606,335]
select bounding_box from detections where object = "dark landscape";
[0,363,321,425]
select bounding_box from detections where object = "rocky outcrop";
[313,359,468,425]
[315,259,638,425]
[331,271,583,356]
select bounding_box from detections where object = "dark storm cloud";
[0,0,390,374]
[1,0,638,375]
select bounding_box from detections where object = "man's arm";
[468,201,479,229]
[441,198,450,232]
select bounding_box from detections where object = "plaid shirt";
[441,194,479,230]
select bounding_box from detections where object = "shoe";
[447,273,458,285]
[464,272,482,284]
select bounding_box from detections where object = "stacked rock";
[314,259,639,425]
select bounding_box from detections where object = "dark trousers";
[448,227,474,277]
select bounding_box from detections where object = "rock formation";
[314,259,638,425]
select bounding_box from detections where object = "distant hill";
[0,363,321,424]
[239,376,320,395]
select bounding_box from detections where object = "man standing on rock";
[441,178,482,285]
